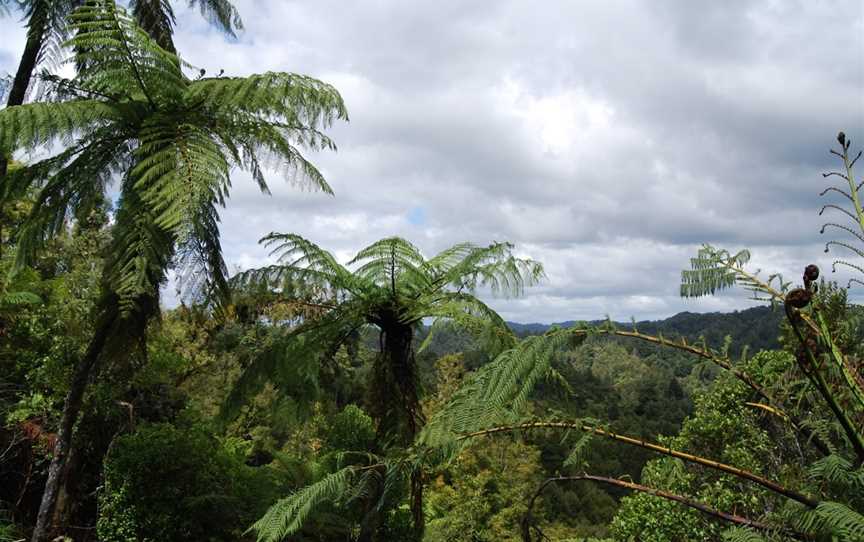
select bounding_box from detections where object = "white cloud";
[2,0,863,322]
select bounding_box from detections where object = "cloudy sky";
[2,1,863,323]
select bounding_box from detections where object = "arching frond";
[433,241,545,297]
[250,233,357,294]
[422,327,579,447]
[416,292,516,355]
[681,244,785,301]
[795,501,864,540]
[251,467,357,542]
[187,72,347,125]
[0,99,120,151]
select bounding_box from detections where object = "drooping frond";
[104,178,174,313]
[795,501,864,540]
[251,467,357,542]
[808,454,864,494]
[432,241,545,297]
[421,327,580,446]
[231,233,358,297]
[9,129,132,268]
[220,301,366,420]
[128,0,176,51]
[416,292,517,356]
[129,0,242,53]
[17,0,81,91]
[187,0,242,36]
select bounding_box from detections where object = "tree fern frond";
[721,527,767,542]
[104,182,174,314]
[795,501,864,540]
[67,0,185,104]
[434,241,545,297]
[681,244,784,301]
[11,130,132,268]
[220,306,363,421]
[0,99,120,151]
[808,454,864,493]
[0,290,41,307]
[187,72,347,126]
[562,430,594,470]
[188,0,242,36]
[251,467,356,542]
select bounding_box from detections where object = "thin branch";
[520,475,810,542]
[460,421,818,508]
[567,328,768,399]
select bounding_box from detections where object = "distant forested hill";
[507,305,783,355]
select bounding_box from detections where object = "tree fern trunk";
[30,303,118,542]
[0,7,47,179]
[379,322,425,540]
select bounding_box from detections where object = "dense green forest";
[1,1,863,541]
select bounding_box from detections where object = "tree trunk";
[0,7,47,179]
[130,0,177,53]
[379,322,425,540]
[30,304,118,542]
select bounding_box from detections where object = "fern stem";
[586,328,767,397]
[461,421,819,509]
[521,475,810,542]
[815,310,864,411]
[786,305,864,466]
[841,142,864,237]
[108,2,156,109]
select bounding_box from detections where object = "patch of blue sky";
[407,206,426,226]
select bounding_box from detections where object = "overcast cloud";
[2,1,863,322]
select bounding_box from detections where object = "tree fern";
[2,3,346,539]
[230,235,542,538]
[1,0,347,311]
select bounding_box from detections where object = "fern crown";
[0,0,348,312]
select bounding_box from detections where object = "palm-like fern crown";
[224,235,543,416]
[234,233,543,329]
[1,0,243,102]
[0,0,347,312]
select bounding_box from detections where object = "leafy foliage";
[97,423,285,542]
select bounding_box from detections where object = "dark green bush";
[97,423,283,542]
